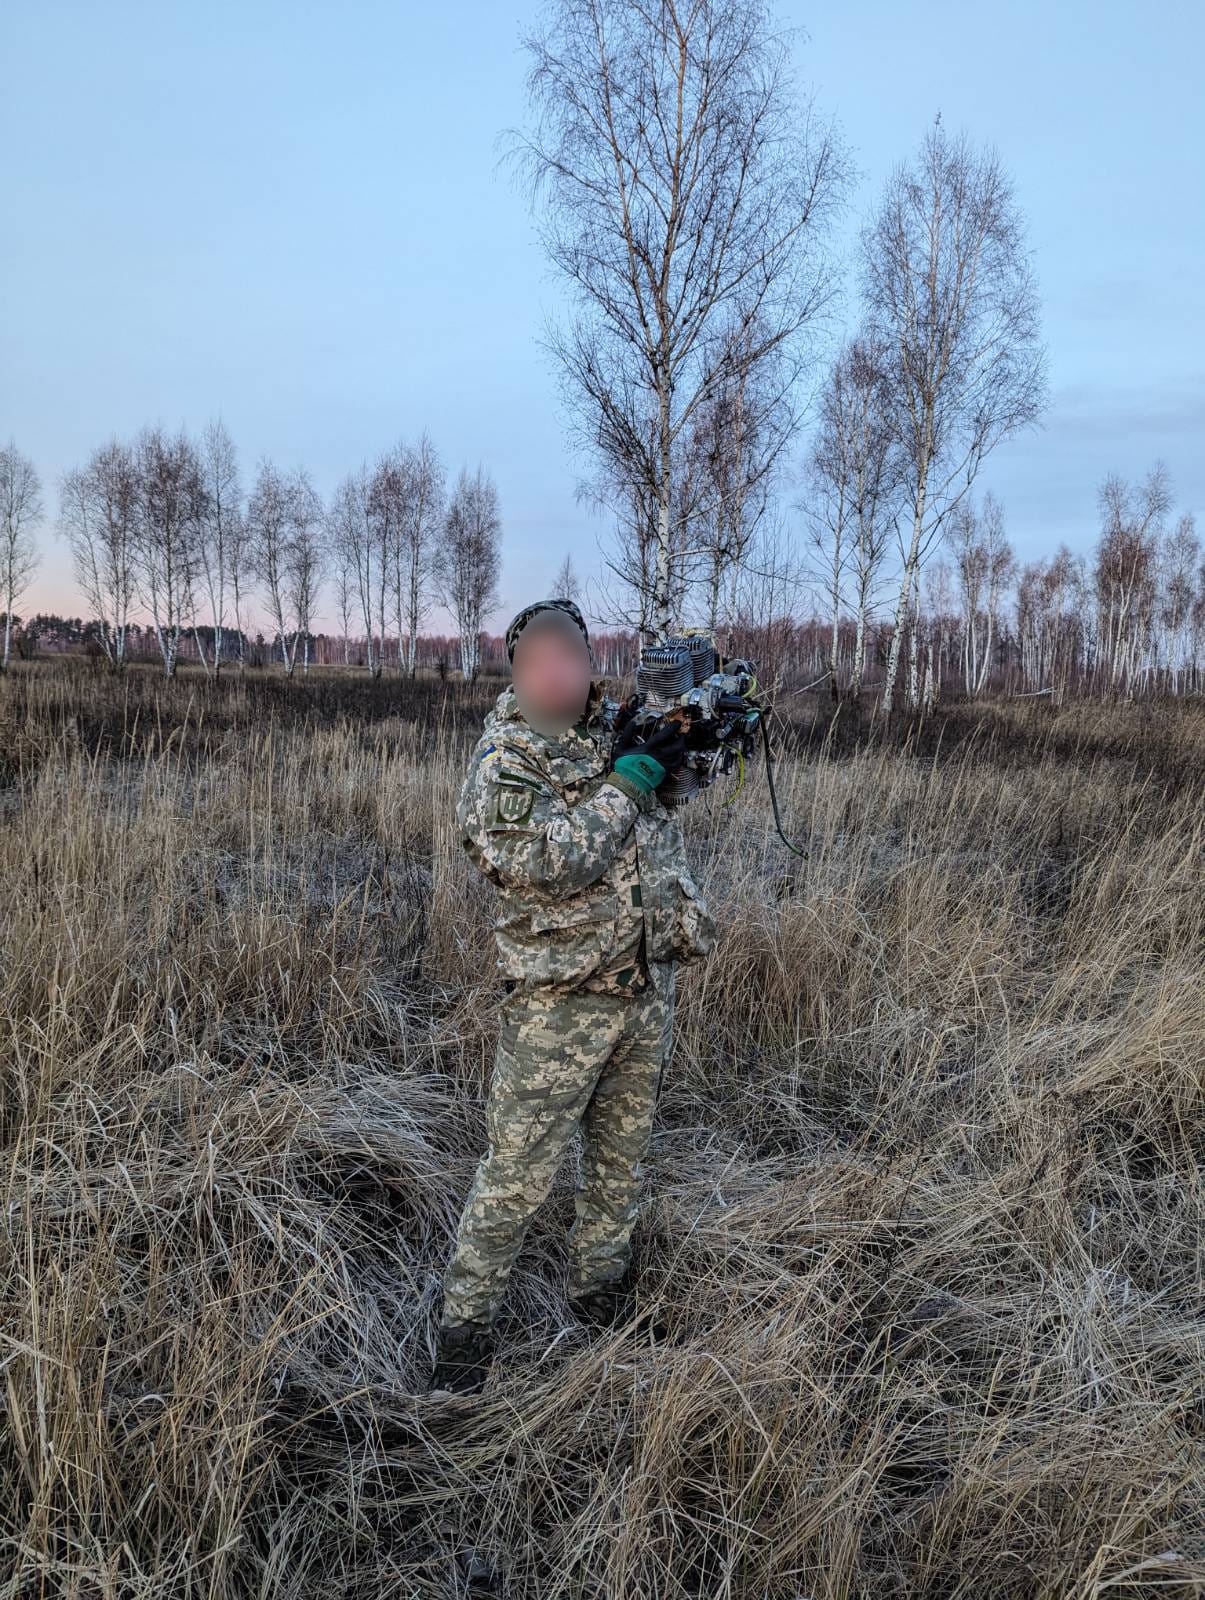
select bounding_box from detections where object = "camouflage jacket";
[456,678,716,996]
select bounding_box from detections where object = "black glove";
[612,715,686,779]
[611,692,642,737]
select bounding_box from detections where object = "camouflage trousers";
[437,961,676,1328]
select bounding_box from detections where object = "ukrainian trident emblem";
[493,783,535,825]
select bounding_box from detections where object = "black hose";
[759,708,809,858]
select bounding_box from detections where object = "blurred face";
[511,610,592,735]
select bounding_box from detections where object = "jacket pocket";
[668,870,716,965]
[529,893,619,932]
[496,891,621,988]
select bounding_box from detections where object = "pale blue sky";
[5,1,1203,629]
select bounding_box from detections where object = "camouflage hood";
[504,597,590,663]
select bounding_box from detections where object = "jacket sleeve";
[456,746,642,895]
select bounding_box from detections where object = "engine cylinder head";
[678,632,718,684]
[636,643,694,704]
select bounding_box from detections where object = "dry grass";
[1,661,1202,1598]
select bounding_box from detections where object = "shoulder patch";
[491,781,535,825]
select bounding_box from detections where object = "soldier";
[429,597,716,1396]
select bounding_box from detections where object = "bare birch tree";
[0,442,43,672]
[396,432,445,677]
[432,465,501,682]
[227,503,252,671]
[330,524,357,666]
[728,511,810,691]
[367,451,406,673]
[951,498,984,695]
[861,116,1047,714]
[584,457,688,639]
[1159,512,1200,695]
[951,489,1015,697]
[1094,463,1169,696]
[1016,546,1087,698]
[287,470,325,674]
[133,426,205,678]
[504,0,849,638]
[248,459,321,678]
[923,556,955,704]
[247,460,290,672]
[329,466,381,675]
[684,324,794,641]
[973,493,1013,697]
[60,440,140,670]
[804,333,899,702]
[552,551,581,603]
[196,418,242,675]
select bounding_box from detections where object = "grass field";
[1,660,1202,1598]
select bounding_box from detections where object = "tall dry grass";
[1,661,1202,1598]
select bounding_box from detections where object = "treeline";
[9,614,640,679]
[807,467,1205,705]
[12,591,1205,706]
[0,426,509,681]
[806,408,1205,706]
[3,424,1203,701]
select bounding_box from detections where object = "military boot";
[429,1317,496,1397]
[570,1272,669,1340]
[569,1279,632,1328]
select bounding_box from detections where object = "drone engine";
[602,630,762,808]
